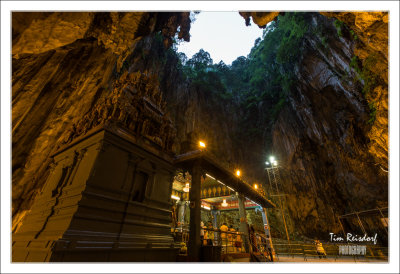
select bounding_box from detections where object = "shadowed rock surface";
[240,12,388,238]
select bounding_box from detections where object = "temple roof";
[174,150,276,208]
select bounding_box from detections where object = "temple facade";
[12,72,180,262]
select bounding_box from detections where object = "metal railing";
[250,232,275,261]
[173,224,389,262]
[172,226,247,256]
[203,227,246,254]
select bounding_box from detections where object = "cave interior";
[10,11,389,262]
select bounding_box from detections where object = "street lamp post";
[265,157,291,251]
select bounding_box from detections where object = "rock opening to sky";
[177,11,263,65]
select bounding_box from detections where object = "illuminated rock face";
[12,12,94,57]
[321,12,388,171]
[239,11,280,27]
[12,12,191,69]
[12,38,118,227]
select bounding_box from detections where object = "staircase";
[249,233,274,262]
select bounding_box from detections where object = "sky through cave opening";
[177,11,264,65]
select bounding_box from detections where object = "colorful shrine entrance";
[171,149,276,262]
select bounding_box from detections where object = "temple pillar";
[260,207,271,237]
[237,193,250,253]
[211,209,219,244]
[260,206,276,260]
[188,160,202,261]
[178,200,186,230]
[211,209,218,228]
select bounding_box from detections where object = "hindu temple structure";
[12,72,180,261]
[12,71,275,262]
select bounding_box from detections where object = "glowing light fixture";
[215,179,235,192]
[201,205,211,210]
[265,161,270,165]
[273,160,278,166]
[235,170,241,177]
[269,156,275,163]
[254,184,258,190]
[221,199,228,207]
[183,182,190,192]
[199,141,206,148]
[206,173,216,180]
[171,195,180,201]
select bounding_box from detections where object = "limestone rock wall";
[239,12,388,239]
[321,12,389,170]
[12,12,191,70]
[241,11,388,170]
[271,14,388,239]
[12,38,117,222]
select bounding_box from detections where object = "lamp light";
[199,141,206,148]
[206,173,216,180]
[171,195,180,201]
[221,199,228,207]
[201,205,211,210]
[254,184,258,190]
[269,156,275,163]
[235,170,241,177]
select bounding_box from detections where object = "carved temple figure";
[61,71,176,153]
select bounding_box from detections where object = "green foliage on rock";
[350,53,382,125]
[276,12,308,64]
[350,55,361,75]
[368,101,377,124]
[349,29,358,40]
[361,53,381,96]
[350,54,379,95]
[334,19,344,37]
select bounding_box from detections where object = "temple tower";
[12,72,179,262]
